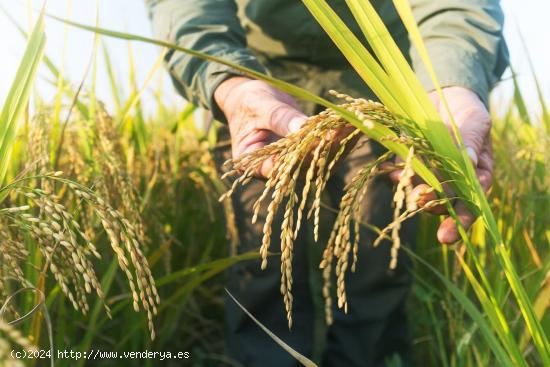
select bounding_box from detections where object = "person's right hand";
[214,77,308,178]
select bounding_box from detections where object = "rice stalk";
[0,170,159,339]
[93,102,146,245]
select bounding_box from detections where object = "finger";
[381,157,404,185]
[259,154,277,179]
[289,115,308,134]
[259,102,308,137]
[386,168,446,213]
[458,108,491,168]
[427,91,441,108]
[411,183,434,206]
[476,138,493,193]
[235,140,273,179]
[387,169,422,187]
[388,169,402,184]
[262,123,355,179]
[293,124,358,181]
[388,161,425,186]
[233,129,273,159]
[466,147,479,167]
[476,166,492,194]
[233,128,279,179]
[327,124,361,160]
[238,148,277,179]
[437,201,476,244]
[432,88,490,167]
[331,124,357,141]
[411,184,449,215]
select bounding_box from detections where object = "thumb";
[459,117,490,168]
[261,102,308,137]
[465,146,479,167]
[438,87,490,168]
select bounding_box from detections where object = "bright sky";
[0,0,548,118]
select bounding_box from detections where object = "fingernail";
[466,146,478,166]
[288,115,308,133]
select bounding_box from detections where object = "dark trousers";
[216,57,417,367]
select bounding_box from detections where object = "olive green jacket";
[145,0,508,117]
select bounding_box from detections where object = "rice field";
[0,2,549,367]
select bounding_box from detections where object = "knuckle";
[266,102,287,118]
[461,131,484,150]
[266,102,293,126]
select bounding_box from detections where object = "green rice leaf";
[392,1,550,362]
[517,27,550,132]
[404,247,515,367]
[0,10,46,193]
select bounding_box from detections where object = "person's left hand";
[389,86,493,244]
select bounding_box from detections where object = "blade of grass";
[343,0,443,125]
[52,4,100,170]
[404,247,514,367]
[225,289,317,367]
[102,42,123,113]
[313,0,465,178]
[519,267,550,350]
[51,0,72,147]
[0,9,45,195]
[123,40,148,154]
[88,0,100,119]
[118,47,166,130]
[510,66,531,124]
[300,0,404,117]
[154,252,260,287]
[517,27,550,132]
[0,3,90,119]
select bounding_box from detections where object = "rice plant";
[0,8,246,366]
[104,1,546,363]
[0,12,160,345]
[0,0,548,366]
[0,321,36,367]
[59,1,545,365]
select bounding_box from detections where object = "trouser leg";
[321,138,416,367]
[215,125,315,367]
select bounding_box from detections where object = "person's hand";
[214,77,307,178]
[391,86,493,244]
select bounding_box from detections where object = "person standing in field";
[146,0,508,366]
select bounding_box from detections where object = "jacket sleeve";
[409,0,509,104]
[145,0,267,120]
